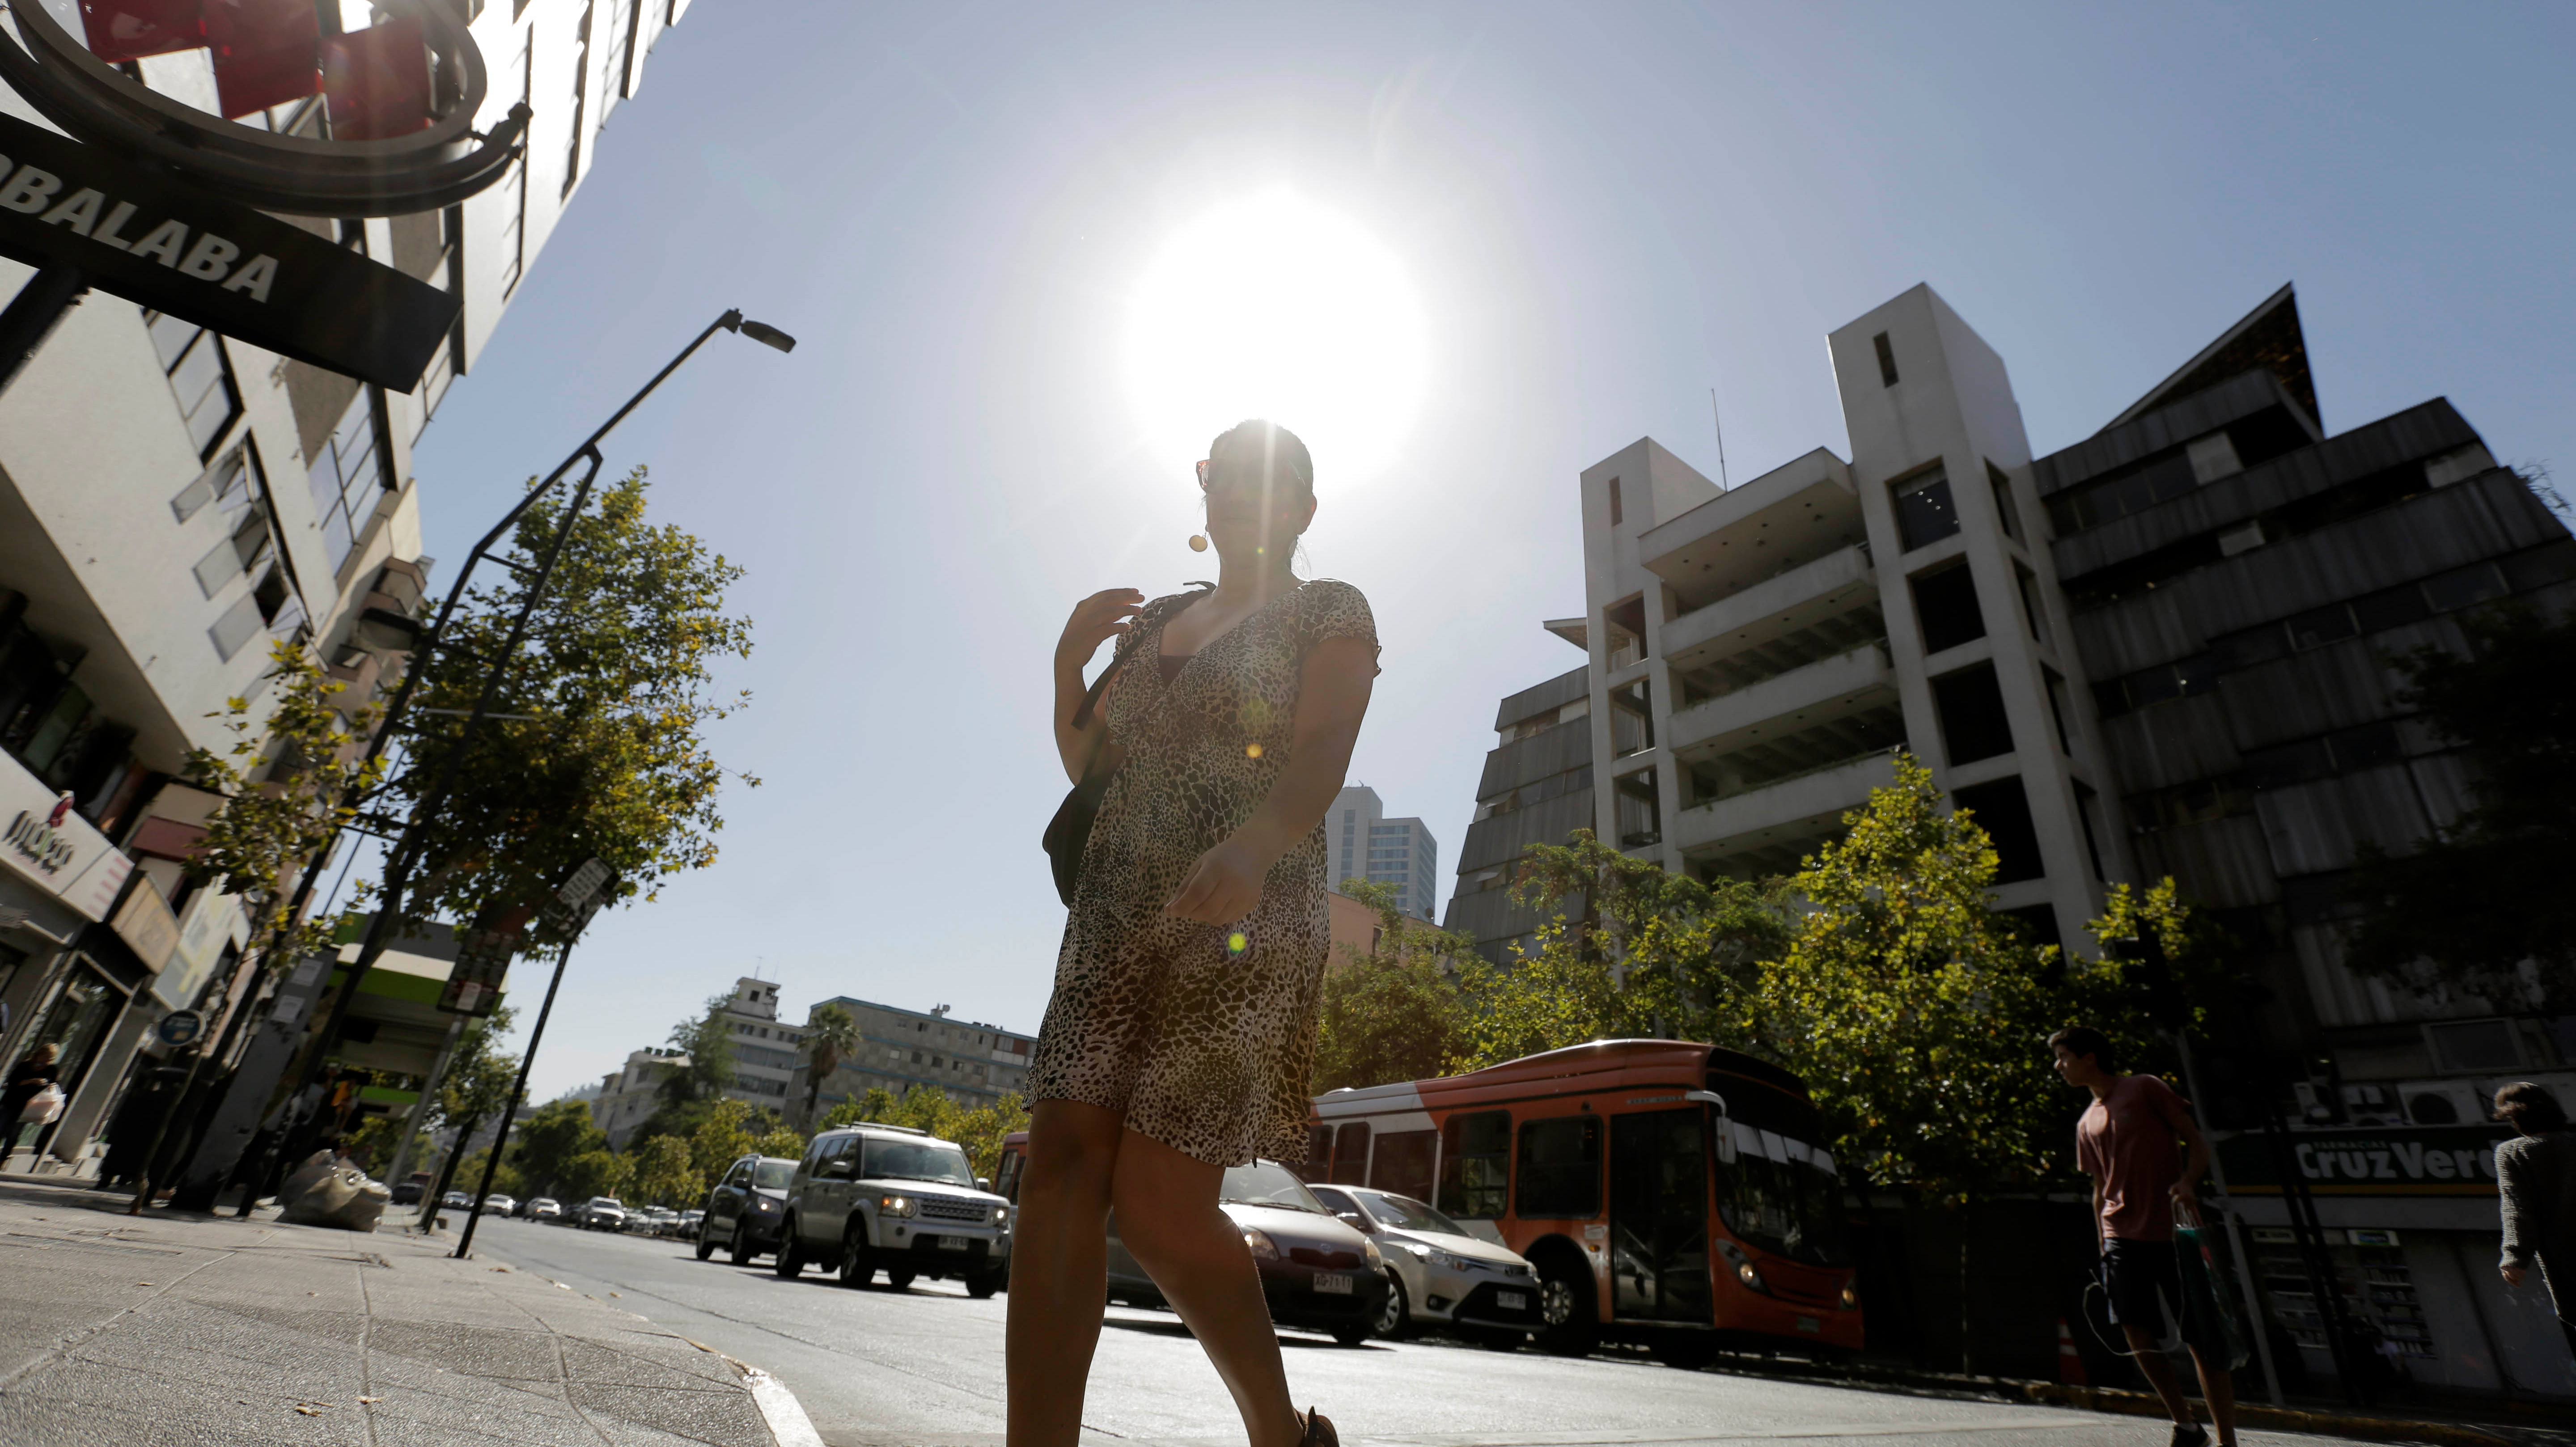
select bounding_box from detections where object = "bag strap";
[1069,583,1212,731]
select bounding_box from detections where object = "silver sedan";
[1307,1184,1542,1344]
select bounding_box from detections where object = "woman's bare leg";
[1111,1129,1304,1447]
[1006,1100,1124,1447]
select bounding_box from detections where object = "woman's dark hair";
[2048,1026,2115,1073]
[2495,1081,2569,1134]
[1207,419,1313,499]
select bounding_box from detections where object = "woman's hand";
[2502,1263,2526,1287]
[1165,836,1271,926]
[1058,588,1144,668]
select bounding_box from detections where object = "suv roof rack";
[834,1121,928,1137]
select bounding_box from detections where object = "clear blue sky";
[410,1,2575,1103]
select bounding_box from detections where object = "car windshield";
[1217,1161,1327,1213]
[754,1160,795,1190]
[1361,1191,1467,1236]
[861,1138,976,1186]
[591,1198,622,1209]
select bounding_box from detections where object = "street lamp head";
[738,320,797,354]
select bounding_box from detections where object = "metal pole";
[453,937,576,1260]
[2262,1116,2365,1403]
[0,264,85,395]
[2166,1029,2283,1405]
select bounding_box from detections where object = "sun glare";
[1125,192,1427,487]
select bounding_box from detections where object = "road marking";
[740,1362,828,1447]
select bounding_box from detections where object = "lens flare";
[1126,191,1427,484]
[1226,931,1251,956]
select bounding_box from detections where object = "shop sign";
[0,753,132,921]
[156,1010,204,1048]
[2216,1123,2514,1195]
[0,112,459,390]
[110,876,181,973]
[153,890,242,1010]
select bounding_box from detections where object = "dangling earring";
[1188,533,1209,552]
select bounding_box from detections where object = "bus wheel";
[1532,1251,1597,1357]
[1651,1333,1717,1371]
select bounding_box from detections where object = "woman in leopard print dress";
[1010,421,1376,1447]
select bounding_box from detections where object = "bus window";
[1437,1110,1511,1219]
[1516,1115,1602,1219]
[1369,1129,1436,1203]
[994,1150,1024,1204]
[1329,1122,1370,1184]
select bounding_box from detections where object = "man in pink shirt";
[2051,1026,2236,1447]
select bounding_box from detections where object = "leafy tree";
[755,1127,806,1160]
[182,640,385,969]
[559,1147,631,1202]
[688,1098,761,1185]
[372,465,757,945]
[2344,602,2576,1013]
[450,1146,525,1199]
[798,1003,860,1125]
[1312,880,1471,1092]
[1738,754,2133,1202]
[661,994,739,1106]
[509,1097,610,1198]
[1453,831,1790,1068]
[627,1134,699,1207]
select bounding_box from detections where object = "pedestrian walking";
[2493,1081,2576,1359]
[1010,420,1375,1447]
[2051,1026,2238,1447]
[4,1042,62,1155]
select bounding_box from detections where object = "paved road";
[459,1216,2374,1447]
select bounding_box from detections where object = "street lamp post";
[208,310,792,1210]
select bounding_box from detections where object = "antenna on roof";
[1709,388,1731,491]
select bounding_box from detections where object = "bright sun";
[1125,191,1427,487]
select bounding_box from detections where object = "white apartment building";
[1330,786,1440,922]
[715,976,803,1111]
[790,997,1035,1130]
[1450,284,2110,956]
[0,0,701,1173]
[591,1045,687,1150]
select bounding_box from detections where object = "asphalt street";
[459,1215,2381,1447]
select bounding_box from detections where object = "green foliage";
[661,994,738,1106]
[559,1147,630,1201]
[800,1003,859,1123]
[2344,602,2576,1012]
[432,1004,521,1137]
[626,1134,699,1208]
[509,1097,610,1198]
[820,1086,1029,1184]
[1452,831,1790,1068]
[182,641,385,968]
[1312,879,1472,1092]
[687,1098,761,1185]
[754,1127,806,1160]
[452,1146,525,1199]
[342,1118,426,1178]
[379,466,756,941]
[1738,754,2134,1203]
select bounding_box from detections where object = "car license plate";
[1796,1315,1822,1333]
[1496,1290,1529,1311]
[936,1235,971,1252]
[1312,1273,1353,1295]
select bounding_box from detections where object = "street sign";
[439,927,516,1018]
[545,856,618,939]
[155,1009,203,1048]
[0,112,459,389]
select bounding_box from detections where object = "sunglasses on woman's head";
[1195,459,1310,494]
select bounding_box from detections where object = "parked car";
[772,1125,1009,1297]
[478,1194,519,1217]
[523,1196,562,1221]
[678,1210,704,1241]
[1306,1184,1539,1344]
[441,1190,473,1209]
[1111,1161,1388,1347]
[645,1207,681,1236]
[698,1155,797,1265]
[578,1197,628,1231]
[390,1173,432,1206]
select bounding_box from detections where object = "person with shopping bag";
[5,1042,64,1155]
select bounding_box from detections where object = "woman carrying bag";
[5,1042,63,1153]
[1012,420,1377,1447]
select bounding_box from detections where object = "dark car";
[389,1173,431,1206]
[1107,1160,1388,1346]
[698,1154,797,1263]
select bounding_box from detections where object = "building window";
[308,389,388,572]
[1891,465,1958,551]
[1987,461,2020,541]
[501,36,532,295]
[562,1,593,198]
[191,445,305,658]
[1607,476,1623,526]
[1873,331,1899,387]
[1910,563,1985,655]
[602,0,638,114]
[144,310,240,459]
[1951,777,2043,884]
[1931,663,2013,766]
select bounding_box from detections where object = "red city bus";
[1308,1039,1860,1367]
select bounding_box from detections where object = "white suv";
[774,1124,1009,1296]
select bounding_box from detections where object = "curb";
[2007,1379,2516,1446]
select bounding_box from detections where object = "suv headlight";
[1241,1227,1280,1260]
[993,1204,1009,1227]
[751,1196,779,1213]
[878,1194,916,1219]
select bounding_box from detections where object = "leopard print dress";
[1028,579,1377,1167]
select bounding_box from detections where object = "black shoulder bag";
[1042,586,1211,906]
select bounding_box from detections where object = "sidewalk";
[0,1174,819,1447]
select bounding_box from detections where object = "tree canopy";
[1310,879,1472,1092]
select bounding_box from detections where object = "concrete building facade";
[788,998,1034,1130]
[1329,785,1440,921]
[0,0,701,1174]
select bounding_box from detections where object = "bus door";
[1609,1109,1713,1322]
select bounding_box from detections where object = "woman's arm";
[1055,588,1143,783]
[2498,1143,2533,1283]
[1165,635,1375,924]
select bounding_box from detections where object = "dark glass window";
[1437,1111,1511,1220]
[1911,563,1984,654]
[1892,467,1958,551]
[1953,777,2043,884]
[2423,563,2507,613]
[144,310,239,458]
[1987,461,2021,540]
[2329,721,2403,771]
[1873,331,1899,386]
[1515,1115,1602,1219]
[2352,587,2431,635]
[2287,604,2358,652]
[1932,664,2014,766]
[1328,1121,1370,1185]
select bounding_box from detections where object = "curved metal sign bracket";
[0,0,526,215]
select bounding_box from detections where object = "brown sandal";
[1299,1409,1338,1447]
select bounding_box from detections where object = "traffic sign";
[155,1009,203,1048]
